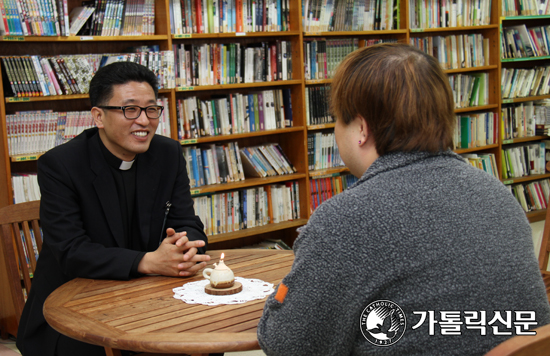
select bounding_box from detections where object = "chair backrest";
[484,323,550,356]
[0,201,41,319]
[539,188,550,272]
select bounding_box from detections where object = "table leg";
[104,347,123,356]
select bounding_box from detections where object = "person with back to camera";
[257,43,550,355]
[16,61,210,356]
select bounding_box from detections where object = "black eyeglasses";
[97,105,164,120]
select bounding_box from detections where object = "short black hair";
[89,62,159,107]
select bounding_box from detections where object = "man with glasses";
[16,62,210,356]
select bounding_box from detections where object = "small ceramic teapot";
[203,260,235,288]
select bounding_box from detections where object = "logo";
[360,300,406,346]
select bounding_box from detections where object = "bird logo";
[368,309,397,339]
[360,300,406,346]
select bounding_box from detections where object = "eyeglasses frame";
[96,105,165,120]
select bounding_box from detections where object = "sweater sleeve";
[257,221,361,356]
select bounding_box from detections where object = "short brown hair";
[330,43,455,155]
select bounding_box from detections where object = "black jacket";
[17,128,207,356]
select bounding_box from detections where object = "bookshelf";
[500,10,550,221]
[1,0,548,239]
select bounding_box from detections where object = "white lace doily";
[173,277,274,305]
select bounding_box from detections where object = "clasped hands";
[137,228,210,277]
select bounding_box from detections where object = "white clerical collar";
[119,160,135,170]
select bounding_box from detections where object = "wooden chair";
[0,200,41,338]
[484,323,550,356]
[539,162,550,303]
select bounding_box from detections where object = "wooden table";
[43,249,294,356]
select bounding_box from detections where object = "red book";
[236,0,243,32]
[196,0,203,33]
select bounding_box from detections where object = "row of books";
[172,41,292,87]
[303,38,359,80]
[0,0,154,36]
[192,181,300,236]
[183,142,295,188]
[240,143,296,178]
[0,0,67,36]
[509,179,550,213]
[410,33,490,70]
[501,25,550,59]
[6,110,93,156]
[453,112,498,149]
[448,72,488,109]
[305,85,333,126]
[501,101,548,139]
[409,0,492,29]
[501,66,550,99]
[461,153,499,178]
[176,89,293,139]
[184,143,244,187]
[307,131,344,171]
[1,51,174,98]
[6,101,171,157]
[170,0,291,34]
[309,174,358,212]
[502,0,550,16]
[69,0,155,36]
[302,0,400,32]
[12,173,40,204]
[502,142,547,179]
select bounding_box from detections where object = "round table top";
[43,249,294,354]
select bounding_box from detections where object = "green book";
[460,116,470,149]
[210,100,219,135]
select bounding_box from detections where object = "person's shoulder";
[149,134,181,150]
[40,128,97,163]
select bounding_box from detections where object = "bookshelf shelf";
[454,144,500,154]
[175,80,302,92]
[190,173,307,196]
[5,94,89,103]
[0,35,168,42]
[502,136,550,145]
[444,65,499,74]
[309,167,350,178]
[173,31,301,39]
[527,209,547,223]
[501,16,550,21]
[305,79,333,85]
[501,55,550,62]
[0,35,170,42]
[179,127,305,145]
[303,30,408,37]
[10,154,44,162]
[501,95,550,104]
[308,123,336,131]
[410,25,499,33]
[207,219,308,244]
[502,173,550,185]
[455,104,499,113]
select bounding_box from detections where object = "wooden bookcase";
[0,0,549,338]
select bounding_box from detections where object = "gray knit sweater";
[257,150,550,356]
